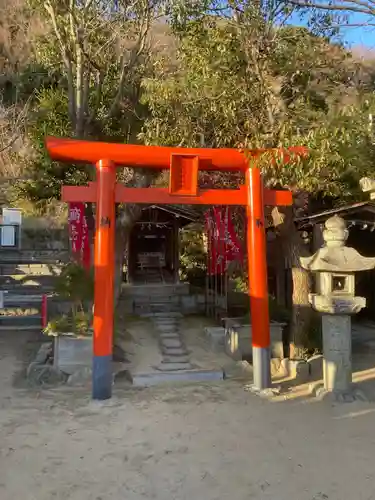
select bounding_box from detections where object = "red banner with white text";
[68,202,91,270]
[205,207,243,275]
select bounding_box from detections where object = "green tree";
[141,2,375,357]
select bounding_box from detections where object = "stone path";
[151,312,193,372]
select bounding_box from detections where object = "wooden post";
[246,167,271,390]
[92,159,116,400]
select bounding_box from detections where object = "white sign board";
[2,208,22,225]
[1,226,15,246]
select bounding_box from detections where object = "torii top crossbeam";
[46,136,305,171]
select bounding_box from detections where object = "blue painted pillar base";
[92,355,112,400]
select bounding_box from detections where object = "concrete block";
[224,322,285,361]
[54,335,92,375]
[307,354,323,380]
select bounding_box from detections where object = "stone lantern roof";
[300,215,375,273]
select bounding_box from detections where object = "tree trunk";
[289,258,312,359]
[272,205,312,359]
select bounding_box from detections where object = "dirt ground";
[1,330,375,500]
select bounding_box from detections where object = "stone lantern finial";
[301,215,375,274]
[322,215,348,248]
[359,177,375,199]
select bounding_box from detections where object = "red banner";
[205,207,243,275]
[69,202,91,270]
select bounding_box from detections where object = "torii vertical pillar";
[92,159,116,400]
[246,167,271,389]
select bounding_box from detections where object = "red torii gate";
[45,137,306,400]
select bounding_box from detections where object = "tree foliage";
[142,2,375,200]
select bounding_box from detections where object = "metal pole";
[224,206,229,316]
[92,159,116,400]
[214,208,218,319]
[205,213,211,316]
[245,167,271,390]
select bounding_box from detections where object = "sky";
[290,11,375,50]
[341,13,375,48]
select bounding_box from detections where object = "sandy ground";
[2,330,375,500]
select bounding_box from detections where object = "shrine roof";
[140,204,200,223]
[295,201,375,229]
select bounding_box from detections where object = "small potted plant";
[43,262,94,374]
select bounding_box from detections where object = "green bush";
[44,262,94,337]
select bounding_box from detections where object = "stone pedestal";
[322,314,352,392]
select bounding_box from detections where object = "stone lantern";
[300,215,375,396]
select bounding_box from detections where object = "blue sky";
[290,11,375,49]
[342,25,375,48]
[340,13,375,47]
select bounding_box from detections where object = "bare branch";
[44,0,76,123]
[287,0,375,16]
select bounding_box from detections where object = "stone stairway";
[0,250,68,331]
[121,282,190,315]
[151,313,193,371]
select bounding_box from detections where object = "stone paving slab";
[155,362,193,371]
[132,369,224,386]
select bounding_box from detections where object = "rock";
[114,369,133,383]
[67,367,92,386]
[112,344,128,362]
[27,363,67,386]
[34,343,53,364]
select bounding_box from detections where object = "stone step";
[0,284,54,300]
[0,264,62,276]
[122,284,189,297]
[132,297,180,306]
[3,294,44,306]
[0,324,42,332]
[0,250,69,264]
[0,314,41,326]
[131,369,224,387]
[155,362,193,371]
[0,275,57,286]
[134,305,181,314]
[0,307,40,316]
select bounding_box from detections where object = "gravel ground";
[1,330,375,500]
